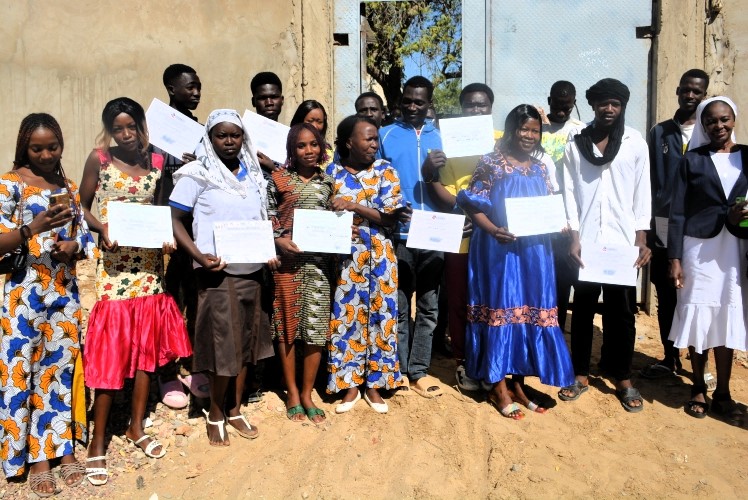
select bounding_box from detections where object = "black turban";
[585,78,630,106]
[575,78,630,166]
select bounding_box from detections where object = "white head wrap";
[688,96,738,151]
[174,109,268,218]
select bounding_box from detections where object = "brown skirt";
[193,269,274,377]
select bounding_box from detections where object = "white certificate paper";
[145,98,204,160]
[655,217,668,247]
[241,110,291,164]
[213,220,276,264]
[107,202,173,248]
[292,209,354,254]
[505,194,567,237]
[406,210,465,253]
[577,243,639,287]
[438,115,495,158]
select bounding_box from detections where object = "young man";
[154,64,208,407]
[421,83,500,391]
[540,81,586,334]
[250,71,285,172]
[642,69,709,380]
[380,76,445,397]
[355,91,386,128]
[560,78,651,413]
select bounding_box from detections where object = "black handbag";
[0,181,29,274]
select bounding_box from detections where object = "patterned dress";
[456,152,574,387]
[325,160,404,393]
[0,172,95,478]
[268,167,335,346]
[83,150,191,390]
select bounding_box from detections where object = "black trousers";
[649,247,679,364]
[570,282,637,381]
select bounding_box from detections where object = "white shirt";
[170,172,264,275]
[562,125,651,246]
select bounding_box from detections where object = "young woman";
[268,123,334,424]
[170,109,275,446]
[456,104,574,420]
[0,113,94,496]
[290,100,333,162]
[326,115,404,414]
[80,98,191,485]
[669,96,747,425]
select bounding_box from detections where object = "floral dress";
[268,167,335,346]
[0,172,95,478]
[83,150,191,390]
[325,160,404,393]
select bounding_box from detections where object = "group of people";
[0,63,746,496]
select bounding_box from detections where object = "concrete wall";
[0,0,333,183]
[654,0,746,139]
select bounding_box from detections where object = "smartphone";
[736,196,748,227]
[49,192,70,207]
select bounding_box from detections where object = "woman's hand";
[397,203,413,224]
[198,253,227,272]
[351,225,361,240]
[461,218,473,239]
[28,206,73,235]
[275,237,303,255]
[727,199,748,226]
[267,256,282,271]
[50,239,79,264]
[331,198,355,212]
[492,226,516,244]
[99,224,119,252]
[669,259,684,288]
[162,241,177,255]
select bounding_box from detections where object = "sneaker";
[455,365,480,391]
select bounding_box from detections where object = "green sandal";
[305,407,326,423]
[286,404,305,421]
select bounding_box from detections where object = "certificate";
[145,98,204,160]
[292,209,354,254]
[577,243,639,287]
[438,115,495,158]
[241,110,291,163]
[107,202,173,248]
[213,220,276,264]
[505,194,567,237]
[655,217,668,247]
[406,210,465,253]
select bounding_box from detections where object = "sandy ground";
[3,260,748,499]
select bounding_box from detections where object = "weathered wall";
[655,0,746,139]
[0,0,332,182]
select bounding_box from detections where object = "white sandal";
[203,408,227,445]
[85,456,109,486]
[227,414,259,440]
[127,434,167,459]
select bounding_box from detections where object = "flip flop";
[640,362,676,379]
[487,397,524,420]
[685,400,709,419]
[227,414,259,439]
[558,380,588,401]
[410,376,444,398]
[616,386,644,413]
[395,376,414,396]
[286,404,305,422]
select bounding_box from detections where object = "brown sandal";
[59,461,87,487]
[28,470,60,497]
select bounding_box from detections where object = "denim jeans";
[396,243,444,380]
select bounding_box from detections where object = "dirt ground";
[3,260,748,499]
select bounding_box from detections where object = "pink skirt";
[83,293,192,389]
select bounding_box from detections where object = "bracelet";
[19,225,31,240]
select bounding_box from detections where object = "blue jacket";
[380,118,442,239]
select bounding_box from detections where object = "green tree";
[363,0,461,115]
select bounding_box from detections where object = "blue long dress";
[456,152,574,387]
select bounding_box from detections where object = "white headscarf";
[688,96,738,151]
[174,109,268,218]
